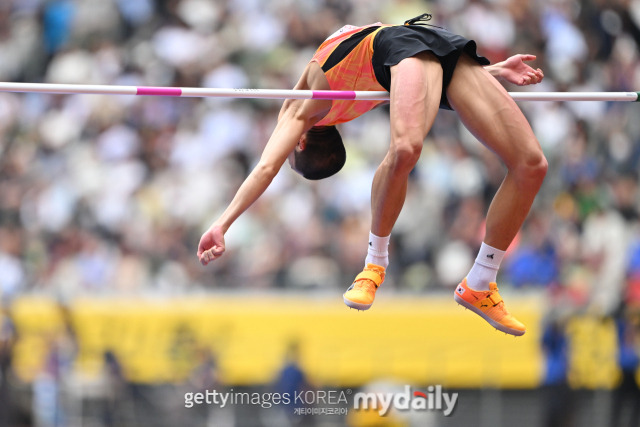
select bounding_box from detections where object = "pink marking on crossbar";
[312,90,356,100]
[136,86,183,96]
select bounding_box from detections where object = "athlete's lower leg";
[483,154,547,251]
[447,54,547,334]
[344,53,442,311]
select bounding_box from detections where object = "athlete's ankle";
[466,242,505,291]
[365,254,388,269]
[365,231,390,269]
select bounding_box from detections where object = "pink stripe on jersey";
[312,90,356,100]
[136,87,182,96]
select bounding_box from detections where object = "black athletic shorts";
[372,25,490,110]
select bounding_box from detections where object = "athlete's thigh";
[446,54,541,168]
[389,52,443,145]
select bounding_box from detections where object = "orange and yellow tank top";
[311,24,390,127]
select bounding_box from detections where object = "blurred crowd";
[0,0,638,320]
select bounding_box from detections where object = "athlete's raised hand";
[197,224,226,265]
[488,54,544,86]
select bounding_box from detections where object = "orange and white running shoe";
[454,279,526,336]
[343,263,385,310]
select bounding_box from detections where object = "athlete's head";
[288,126,346,180]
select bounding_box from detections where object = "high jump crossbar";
[0,82,637,102]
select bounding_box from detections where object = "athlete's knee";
[526,147,548,183]
[512,145,548,189]
[387,138,423,172]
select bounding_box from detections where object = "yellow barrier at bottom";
[9,293,549,388]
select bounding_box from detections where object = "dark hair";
[294,126,346,180]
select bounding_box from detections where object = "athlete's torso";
[311,24,390,127]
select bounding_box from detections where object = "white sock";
[365,232,390,269]
[466,242,506,291]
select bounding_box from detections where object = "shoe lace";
[486,291,511,320]
[484,288,506,309]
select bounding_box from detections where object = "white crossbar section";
[0,82,636,102]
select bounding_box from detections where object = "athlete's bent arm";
[197,97,328,266]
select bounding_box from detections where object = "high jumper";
[192,13,620,336]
